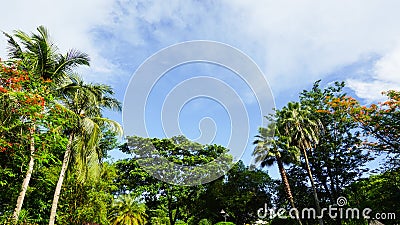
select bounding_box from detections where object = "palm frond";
[3,31,24,60]
[53,49,90,76]
[90,117,123,136]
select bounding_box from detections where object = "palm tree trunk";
[302,148,323,225]
[12,125,36,222]
[276,153,302,225]
[49,133,74,225]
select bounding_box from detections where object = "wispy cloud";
[347,42,400,103]
[0,0,119,83]
[2,0,400,101]
[94,0,400,102]
[226,0,400,100]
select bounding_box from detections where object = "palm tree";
[109,195,147,225]
[278,102,323,225]
[253,124,302,225]
[3,26,90,222]
[49,75,122,225]
[4,26,89,84]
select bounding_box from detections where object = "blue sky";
[1,0,400,178]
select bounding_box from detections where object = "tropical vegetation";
[1,27,399,225]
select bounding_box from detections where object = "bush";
[214,222,236,225]
[198,218,212,225]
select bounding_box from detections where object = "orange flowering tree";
[328,90,400,224]
[0,60,74,221]
[325,89,400,168]
[360,91,399,153]
[0,60,71,151]
[298,81,370,214]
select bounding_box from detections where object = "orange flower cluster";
[380,90,400,113]
[25,95,46,108]
[322,96,360,117]
[43,78,52,83]
[315,109,331,114]
[1,64,31,92]
[6,74,30,83]
[0,86,7,93]
[328,96,358,108]
[0,140,13,153]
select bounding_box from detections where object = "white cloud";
[347,80,395,103]
[1,0,400,100]
[0,0,119,83]
[347,43,400,103]
[375,45,400,83]
[95,0,400,101]
[224,0,400,97]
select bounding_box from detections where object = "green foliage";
[56,162,118,224]
[214,222,236,225]
[252,123,300,215]
[116,136,273,225]
[299,80,370,203]
[1,26,121,224]
[117,136,233,225]
[55,74,122,185]
[0,60,71,223]
[149,208,170,225]
[198,218,212,225]
[1,26,399,225]
[124,135,233,186]
[109,194,147,225]
[3,26,90,85]
[221,161,273,224]
[345,168,400,225]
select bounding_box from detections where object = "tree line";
[0,27,399,225]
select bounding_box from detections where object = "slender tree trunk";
[49,133,74,225]
[167,189,174,225]
[12,126,36,222]
[302,148,323,225]
[276,153,303,225]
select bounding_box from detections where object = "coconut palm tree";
[253,124,302,225]
[4,26,89,84]
[3,26,90,222]
[49,74,122,225]
[278,102,323,225]
[109,195,147,225]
